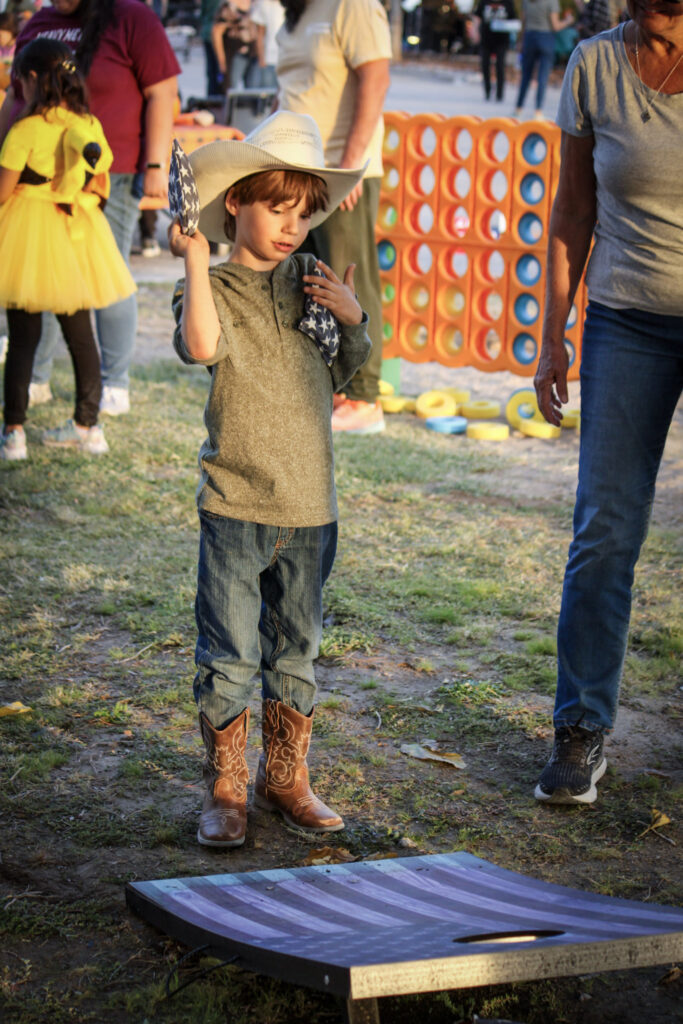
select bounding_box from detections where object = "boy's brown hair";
[223,169,329,242]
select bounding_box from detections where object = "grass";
[0,353,681,1024]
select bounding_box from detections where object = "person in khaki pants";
[276,0,391,434]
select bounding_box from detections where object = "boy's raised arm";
[168,221,221,360]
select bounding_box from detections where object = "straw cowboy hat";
[188,111,367,242]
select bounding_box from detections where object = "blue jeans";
[32,174,139,390]
[554,302,683,732]
[515,30,556,110]
[194,512,338,730]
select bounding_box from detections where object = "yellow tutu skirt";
[0,190,136,315]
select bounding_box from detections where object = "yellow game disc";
[416,390,458,419]
[379,394,417,414]
[466,421,510,441]
[378,379,395,396]
[440,387,471,406]
[460,399,502,420]
[561,408,581,429]
[505,388,544,429]
[518,418,562,440]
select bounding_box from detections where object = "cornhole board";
[126,851,683,1024]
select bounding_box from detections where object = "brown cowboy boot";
[197,708,249,848]
[254,699,344,833]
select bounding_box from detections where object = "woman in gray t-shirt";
[532,3,683,806]
[514,0,573,116]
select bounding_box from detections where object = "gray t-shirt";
[557,23,683,315]
[173,253,371,527]
[522,0,559,33]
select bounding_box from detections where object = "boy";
[169,111,370,848]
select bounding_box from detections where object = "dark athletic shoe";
[535,725,606,804]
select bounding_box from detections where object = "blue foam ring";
[377,239,397,271]
[519,172,545,205]
[521,132,548,166]
[516,253,542,287]
[512,332,538,365]
[425,415,468,435]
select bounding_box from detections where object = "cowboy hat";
[188,111,367,242]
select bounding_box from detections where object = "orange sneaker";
[331,398,385,434]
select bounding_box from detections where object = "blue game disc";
[425,416,468,434]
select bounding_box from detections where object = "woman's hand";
[534,338,569,426]
[168,218,210,262]
[143,165,168,199]
[303,260,362,326]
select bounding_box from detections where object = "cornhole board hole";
[126,851,683,1024]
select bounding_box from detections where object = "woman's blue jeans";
[32,174,139,391]
[194,512,338,730]
[554,301,683,732]
[515,30,556,110]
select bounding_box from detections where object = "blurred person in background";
[276,0,392,434]
[514,0,574,117]
[0,0,180,416]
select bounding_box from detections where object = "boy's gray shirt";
[173,252,371,526]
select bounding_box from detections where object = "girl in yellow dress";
[0,37,136,460]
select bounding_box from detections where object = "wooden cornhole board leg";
[344,996,380,1024]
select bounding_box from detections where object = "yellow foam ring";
[460,399,501,419]
[379,201,398,229]
[380,394,416,413]
[441,387,471,405]
[416,390,458,419]
[466,421,510,441]
[561,408,581,429]
[405,320,430,351]
[505,388,544,428]
[518,418,562,440]
[436,325,465,358]
[408,282,431,312]
[378,379,395,396]
[437,285,466,318]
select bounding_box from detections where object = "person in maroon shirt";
[0,0,180,416]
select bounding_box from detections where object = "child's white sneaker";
[100,385,130,416]
[0,426,27,461]
[28,381,53,406]
[43,419,109,455]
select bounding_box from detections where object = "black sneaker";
[535,725,606,804]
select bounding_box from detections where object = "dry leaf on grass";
[400,739,466,769]
[301,847,357,866]
[0,701,32,719]
[637,808,675,845]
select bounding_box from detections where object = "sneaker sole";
[333,420,386,435]
[534,757,607,805]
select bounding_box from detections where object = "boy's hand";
[168,219,210,263]
[303,260,362,326]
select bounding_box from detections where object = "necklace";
[634,28,683,123]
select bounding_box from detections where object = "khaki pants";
[306,177,382,403]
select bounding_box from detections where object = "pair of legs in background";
[31,173,139,416]
[515,29,556,115]
[537,301,683,803]
[306,177,386,434]
[0,308,106,460]
[480,38,509,101]
[194,513,344,847]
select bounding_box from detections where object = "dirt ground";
[1,271,681,1023]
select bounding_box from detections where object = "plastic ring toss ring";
[416,390,458,419]
[505,388,543,429]
[466,421,510,441]
[380,394,417,414]
[440,387,471,407]
[561,408,581,429]
[425,415,468,434]
[460,399,502,420]
[518,418,562,440]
